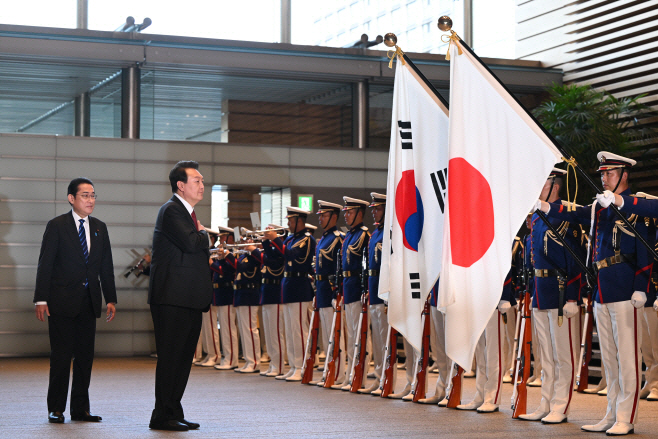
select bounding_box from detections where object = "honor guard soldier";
[314,200,345,386]
[335,197,370,390]
[196,230,222,367]
[263,207,316,382]
[251,225,286,377]
[358,193,388,394]
[519,168,584,424]
[538,152,653,435]
[457,275,515,413]
[232,238,262,373]
[212,227,240,371]
[597,189,658,400]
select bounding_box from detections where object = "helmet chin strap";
[544,178,555,202]
[610,169,625,194]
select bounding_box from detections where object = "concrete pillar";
[281,0,291,44]
[74,92,90,136]
[352,80,368,149]
[463,0,473,46]
[121,66,140,139]
[77,0,88,29]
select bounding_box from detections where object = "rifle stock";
[323,292,343,388]
[446,364,464,408]
[380,326,398,398]
[576,293,594,392]
[512,290,532,418]
[412,298,431,402]
[301,298,320,384]
[350,293,370,392]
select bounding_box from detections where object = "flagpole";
[383,33,450,110]
[438,17,658,262]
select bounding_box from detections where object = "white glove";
[595,190,616,208]
[654,298,658,312]
[563,301,579,319]
[631,291,647,309]
[498,300,511,314]
[582,297,589,308]
[534,199,550,214]
[331,298,337,310]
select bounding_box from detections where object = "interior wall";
[0,133,387,356]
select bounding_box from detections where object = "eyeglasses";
[76,192,97,201]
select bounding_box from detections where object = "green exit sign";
[298,195,313,212]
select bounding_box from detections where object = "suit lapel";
[171,195,197,230]
[65,211,87,264]
[87,216,101,263]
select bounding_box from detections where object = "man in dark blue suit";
[34,177,117,424]
[148,161,213,431]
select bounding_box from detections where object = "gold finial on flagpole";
[384,32,397,47]
[384,33,405,69]
[438,16,462,60]
[437,16,452,31]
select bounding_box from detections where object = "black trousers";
[47,294,96,414]
[150,304,203,422]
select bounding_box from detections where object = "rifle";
[380,326,398,398]
[301,297,320,384]
[412,297,432,402]
[323,249,344,388]
[510,295,523,381]
[349,292,370,392]
[123,249,151,278]
[446,363,464,408]
[511,289,532,418]
[576,290,594,392]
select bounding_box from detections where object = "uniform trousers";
[261,304,285,374]
[217,304,239,367]
[532,308,578,415]
[641,308,658,393]
[283,301,311,371]
[200,306,220,363]
[503,307,517,374]
[347,302,372,385]
[595,300,642,425]
[470,309,505,406]
[344,301,371,385]
[236,305,261,369]
[428,307,449,399]
[531,314,543,379]
[369,304,387,381]
[402,336,416,388]
[47,296,96,414]
[319,306,346,382]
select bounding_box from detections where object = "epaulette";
[333,230,342,237]
[361,226,368,231]
[305,232,311,237]
[514,236,520,241]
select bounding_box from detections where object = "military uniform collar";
[349,222,364,232]
[293,229,306,238]
[323,226,337,237]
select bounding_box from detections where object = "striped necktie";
[78,219,89,264]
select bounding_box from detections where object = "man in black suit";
[34,177,117,424]
[148,161,213,431]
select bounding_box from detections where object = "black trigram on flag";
[430,168,448,213]
[409,273,421,299]
[398,120,412,149]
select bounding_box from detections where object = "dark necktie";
[191,210,199,231]
[78,219,89,264]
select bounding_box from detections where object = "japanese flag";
[439,38,561,369]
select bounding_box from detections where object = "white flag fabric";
[379,59,449,351]
[439,39,561,369]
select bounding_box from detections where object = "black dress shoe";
[149,420,189,431]
[179,419,200,429]
[71,411,102,422]
[48,412,65,423]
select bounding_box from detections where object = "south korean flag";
[378,58,449,351]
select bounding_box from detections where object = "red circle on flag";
[448,157,494,267]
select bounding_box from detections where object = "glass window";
[472,0,516,58]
